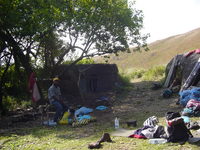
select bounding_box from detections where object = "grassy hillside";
[95,27,200,71]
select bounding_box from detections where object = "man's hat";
[53,77,60,81]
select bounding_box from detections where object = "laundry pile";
[128,112,198,144]
[179,87,200,117]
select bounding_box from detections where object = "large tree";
[0,0,66,112]
[0,0,148,112]
[35,0,148,72]
[58,0,148,64]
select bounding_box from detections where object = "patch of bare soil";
[96,80,183,127]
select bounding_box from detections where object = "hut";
[165,49,200,91]
[43,64,120,105]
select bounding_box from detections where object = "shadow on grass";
[0,118,114,139]
[0,80,182,140]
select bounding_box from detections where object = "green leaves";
[59,0,147,58]
[1,0,148,68]
[0,0,148,102]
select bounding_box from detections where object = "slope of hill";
[95,27,200,71]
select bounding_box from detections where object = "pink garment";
[184,49,200,58]
[186,99,200,110]
[28,72,41,102]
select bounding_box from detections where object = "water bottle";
[115,117,119,129]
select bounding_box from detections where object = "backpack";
[165,112,193,143]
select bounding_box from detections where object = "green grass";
[128,69,146,79]
[1,95,200,150]
[0,124,111,150]
[1,117,200,150]
[119,65,165,82]
[142,66,165,81]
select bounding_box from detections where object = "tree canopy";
[0,0,148,112]
[59,0,148,62]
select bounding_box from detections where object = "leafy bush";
[142,66,165,81]
[128,69,145,79]
[119,73,131,86]
[2,96,31,111]
[2,96,19,111]
[1,65,28,98]
[119,66,166,82]
[114,73,133,95]
[77,58,95,64]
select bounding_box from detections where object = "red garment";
[28,72,41,102]
[129,134,146,139]
[184,49,200,58]
[167,117,184,126]
[28,72,35,91]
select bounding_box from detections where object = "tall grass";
[128,69,146,79]
[119,65,166,82]
[142,66,165,81]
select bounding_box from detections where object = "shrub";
[129,69,145,79]
[2,96,31,111]
[114,73,133,95]
[77,58,95,64]
[2,96,19,111]
[119,73,131,86]
[142,66,165,81]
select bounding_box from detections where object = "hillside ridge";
[95,27,200,71]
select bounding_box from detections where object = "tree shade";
[0,0,148,112]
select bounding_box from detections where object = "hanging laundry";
[28,72,41,102]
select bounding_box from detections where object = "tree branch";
[0,29,33,74]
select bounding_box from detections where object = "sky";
[133,0,200,43]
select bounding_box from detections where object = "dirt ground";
[0,80,183,133]
[97,80,183,127]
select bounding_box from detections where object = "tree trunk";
[0,30,33,75]
[0,87,3,114]
[0,83,6,115]
[0,30,44,106]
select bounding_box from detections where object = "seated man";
[48,77,68,123]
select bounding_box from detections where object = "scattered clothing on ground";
[74,106,93,119]
[162,89,173,98]
[143,116,159,127]
[179,88,200,106]
[187,121,200,130]
[181,99,200,116]
[95,105,108,111]
[72,116,96,127]
[77,115,91,121]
